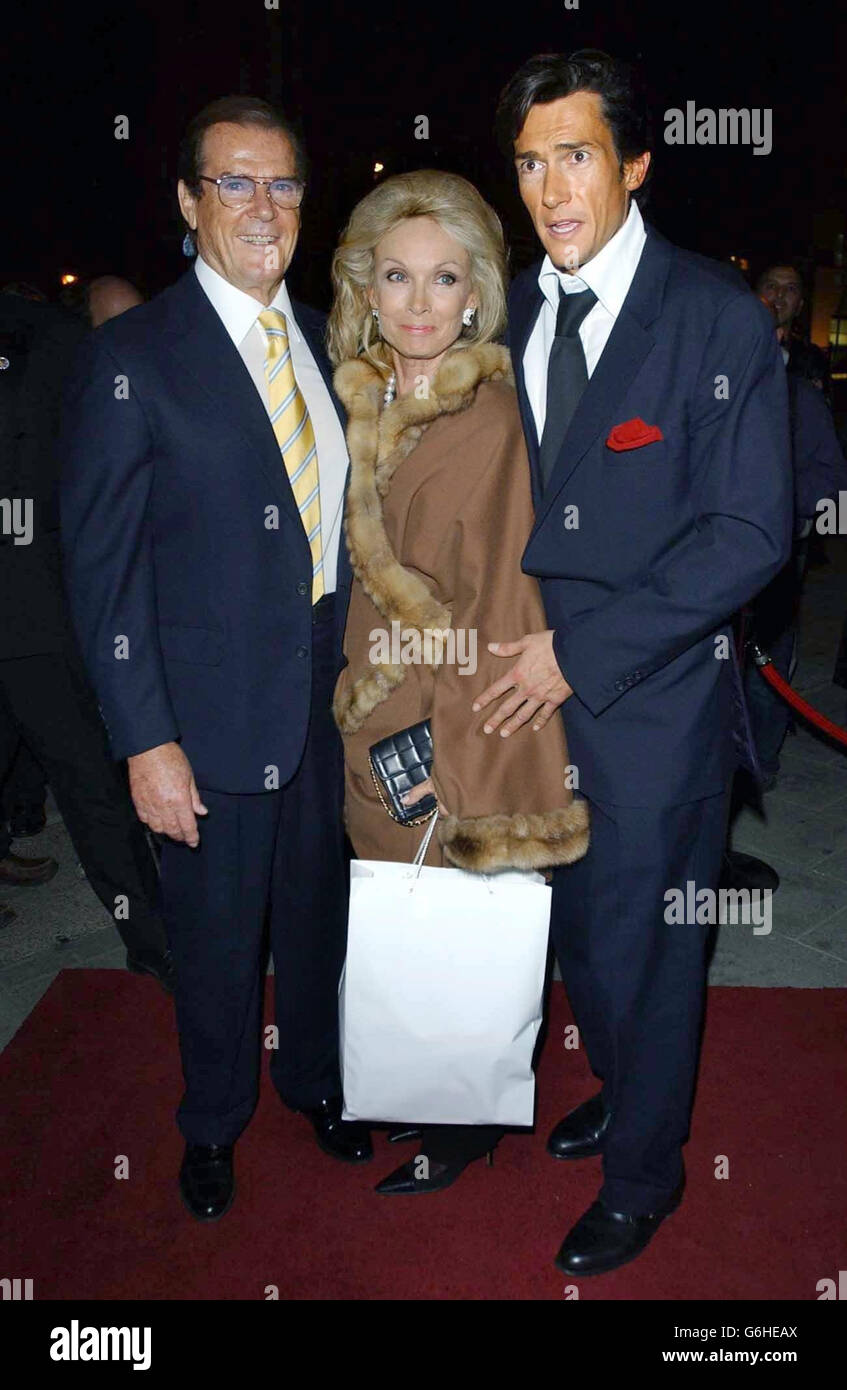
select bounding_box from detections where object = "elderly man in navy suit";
[475,52,792,1274]
[61,96,371,1222]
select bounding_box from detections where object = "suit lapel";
[508,275,545,508]
[529,228,672,537]
[530,310,656,533]
[161,272,302,527]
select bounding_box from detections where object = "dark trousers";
[0,642,167,954]
[550,788,729,1215]
[159,597,349,1146]
[744,625,795,778]
[1,739,46,820]
[744,541,807,778]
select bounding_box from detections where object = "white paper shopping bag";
[340,816,551,1126]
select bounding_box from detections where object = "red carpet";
[1,971,844,1300]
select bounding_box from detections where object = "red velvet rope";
[757,659,847,749]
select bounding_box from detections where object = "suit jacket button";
[614,679,625,692]
[296,581,308,596]
[296,645,308,659]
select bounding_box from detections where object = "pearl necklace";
[383,372,396,407]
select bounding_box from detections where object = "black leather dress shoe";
[555,1182,684,1276]
[126,948,176,993]
[299,1097,373,1163]
[547,1091,610,1160]
[179,1144,235,1221]
[0,903,16,930]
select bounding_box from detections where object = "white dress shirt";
[194,255,349,593]
[523,199,648,442]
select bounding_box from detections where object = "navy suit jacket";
[510,226,793,806]
[789,373,847,521]
[60,269,351,794]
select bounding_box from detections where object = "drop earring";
[462,307,476,327]
[182,231,196,258]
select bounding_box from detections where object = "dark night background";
[2,0,845,309]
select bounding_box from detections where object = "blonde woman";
[329,170,589,1195]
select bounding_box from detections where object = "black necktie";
[539,286,597,489]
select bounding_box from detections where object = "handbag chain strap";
[368,759,438,828]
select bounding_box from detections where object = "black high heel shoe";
[375,1148,494,1195]
[386,1124,422,1144]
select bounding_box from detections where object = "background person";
[0,287,170,981]
[60,275,145,328]
[743,295,847,786]
[757,263,832,402]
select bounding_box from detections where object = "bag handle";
[411,811,439,875]
[408,812,496,894]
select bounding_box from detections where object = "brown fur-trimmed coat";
[332,342,589,872]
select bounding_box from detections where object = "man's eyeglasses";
[198,174,305,209]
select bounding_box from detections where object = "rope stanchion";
[750,642,847,749]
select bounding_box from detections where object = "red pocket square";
[606,418,664,451]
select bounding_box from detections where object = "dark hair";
[495,50,652,204]
[178,95,308,191]
[756,263,805,293]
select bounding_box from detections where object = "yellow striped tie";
[258,308,324,602]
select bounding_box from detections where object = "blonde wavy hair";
[327,169,507,370]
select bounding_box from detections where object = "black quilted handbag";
[368,719,437,826]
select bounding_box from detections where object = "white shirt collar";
[194,254,298,348]
[537,199,646,318]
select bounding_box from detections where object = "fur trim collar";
[439,799,590,873]
[333,344,513,734]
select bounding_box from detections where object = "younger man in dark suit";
[475,51,792,1274]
